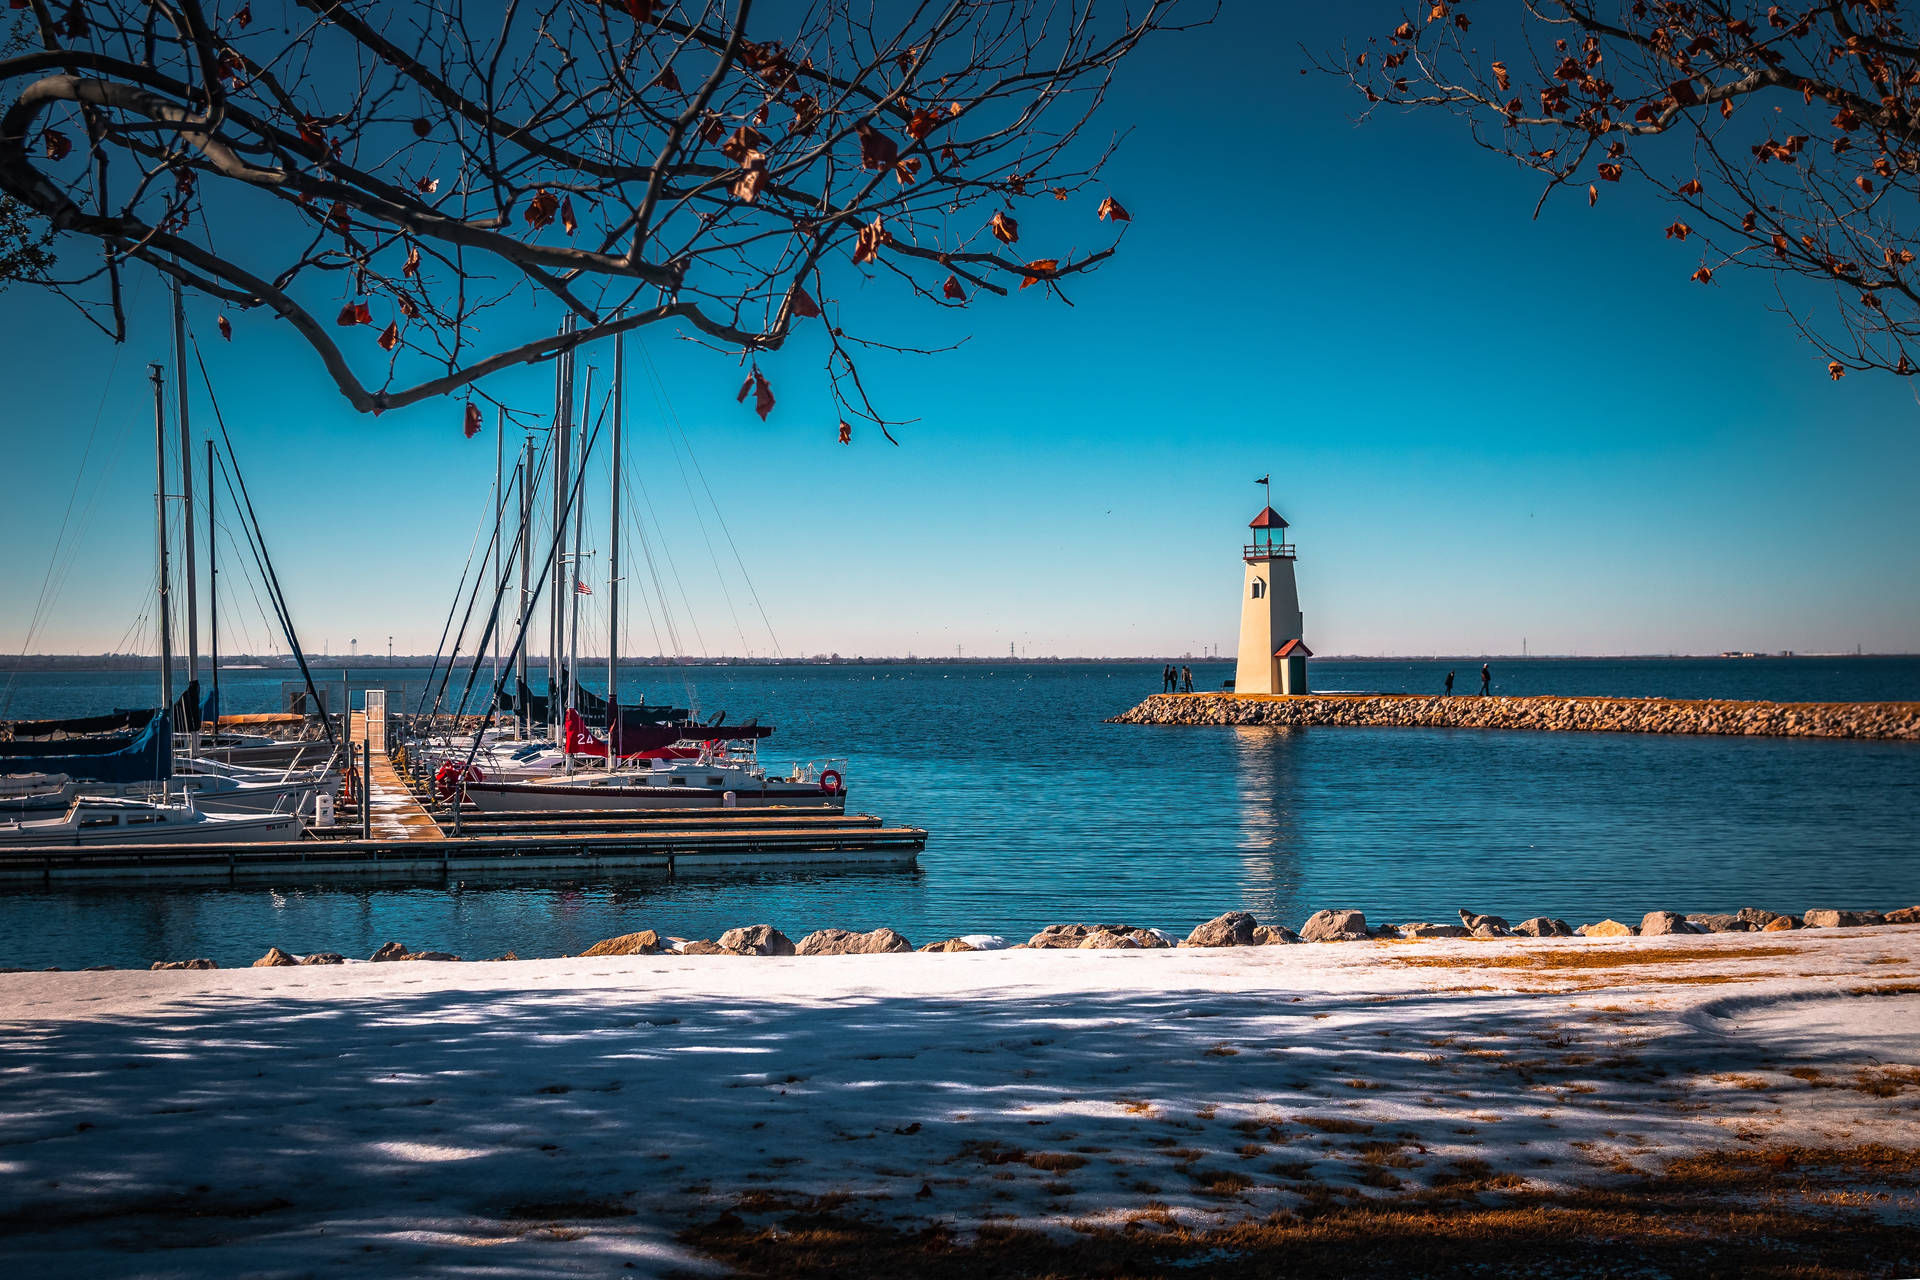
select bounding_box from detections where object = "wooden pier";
[0,721,925,886]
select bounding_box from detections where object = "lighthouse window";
[1250,579,1266,599]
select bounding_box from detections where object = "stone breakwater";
[108,902,1920,969]
[1108,692,1920,740]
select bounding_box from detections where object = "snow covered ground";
[1,927,1917,1277]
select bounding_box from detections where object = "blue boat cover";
[0,713,171,784]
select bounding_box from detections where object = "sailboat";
[0,792,300,846]
[413,333,851,812]
[0,296,335,844]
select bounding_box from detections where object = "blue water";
[0,658,1915,969]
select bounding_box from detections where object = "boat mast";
[607,333,622,771]
[149,364,175,718]
[491,406,504,711]
[565,365,593,777]
[170,275,199,752]
[549,319,573,747]
[206,438,218,735]
[516,437,531,739]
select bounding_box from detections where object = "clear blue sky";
[2,4,1916,660]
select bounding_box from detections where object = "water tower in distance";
[1234,502,1309,695]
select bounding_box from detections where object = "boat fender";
[433,761,483,802]
[819,769,843,795]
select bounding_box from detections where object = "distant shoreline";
[0,653,1911,673]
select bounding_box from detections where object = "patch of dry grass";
[687,1144,1920,1279]
[1188,1168,1255,1196]
[1297,1116,1374,1135]
[1395,945,1791,972]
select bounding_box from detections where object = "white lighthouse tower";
[1234,500,1310,695]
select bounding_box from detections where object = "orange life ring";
[819,769,844,795]
[434,760,482,802]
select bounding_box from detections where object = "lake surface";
[0,658,1915,969]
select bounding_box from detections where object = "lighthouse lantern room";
[1234,503,1308,696]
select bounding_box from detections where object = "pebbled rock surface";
[1252,924,1302,945]
[1026,924,1092,950]
[717,925,796,956]
[1184,912,1259,948]
[1687,914,1752,934]
[1802,909,1884,929]
[1397,923,1470,939]
[797,927,914,956]
[1640,911,1705,937]
[582,931,662,957]
[1300,909,1369,943]
[1459,909,1511,934]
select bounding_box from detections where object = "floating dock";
[0,721,925,885]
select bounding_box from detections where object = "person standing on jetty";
[1481,663,1492,696]
[1162,664,1176,692]
[1444,670,1455,696]
[1181,665,1194,693]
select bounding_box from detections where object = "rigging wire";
[636,362,751,657]
[449,388,607,727]
[213,513,281,658]
[431,459,533,720]
[0,296,141,716]
[191,333,335,745]
[632,337,785,659]
[415,467,506,717]
[623,467,704,711]
[448,425,555,718]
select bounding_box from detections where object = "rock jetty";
[1108,692,1920,740]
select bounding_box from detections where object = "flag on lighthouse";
[1255,474,1269,486]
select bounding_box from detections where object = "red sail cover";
[562,709,693,760]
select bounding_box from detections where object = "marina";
[8,3,1920,1274]
[0,306,918,889]
[0,706,921,886]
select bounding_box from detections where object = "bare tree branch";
[1326,0,1920,378]
[0,0,1187,424]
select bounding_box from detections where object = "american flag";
[574,580,592,595]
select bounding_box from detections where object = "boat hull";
[0,811,302,847]
[464,780,846,812]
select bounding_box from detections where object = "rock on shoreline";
[1106,692,1920,740]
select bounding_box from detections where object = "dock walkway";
[349,712,442,841]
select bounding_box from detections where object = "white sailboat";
[0,794,299,847]
[439,335,853,813]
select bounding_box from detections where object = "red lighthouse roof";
[1275,639,1313,659]
[1248,506,1289,530]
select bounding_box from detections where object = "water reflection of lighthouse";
[1227,493,1313,921]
